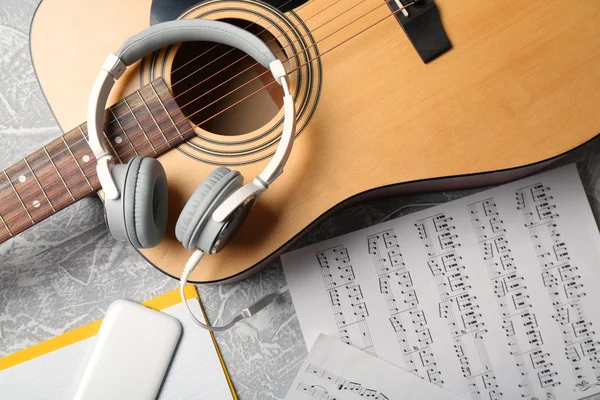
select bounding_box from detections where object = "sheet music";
[285,334,463,400]
[282,165,600,400]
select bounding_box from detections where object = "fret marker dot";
[33,200,40,208]
[82,155,90,163]
[114,136,123,144]
[18,175,26,183]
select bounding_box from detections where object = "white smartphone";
[74,299,182,400]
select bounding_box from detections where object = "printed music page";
[285,334,463,400]
[282,164,600,400]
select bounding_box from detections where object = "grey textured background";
[0,1,598,399]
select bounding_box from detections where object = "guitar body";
[29,0,600,283]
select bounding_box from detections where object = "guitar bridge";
[389,0,452,63]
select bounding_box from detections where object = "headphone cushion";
[122,157,168,248]
[176,167,242,251]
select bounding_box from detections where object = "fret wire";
[79,125,121,164]
[3,170,35,225]
[0,178,99,241]
[2,120,192,233]
[0,211,12,237]
[123,97,158,155]
[149,82,183,141]
[1,109,179,221]
[108,108,138,156]
[0,165,99,234]
[102,131,122,163]
[1,82,175,209]
[43,146,76,201]
[14,124,187,221]
[137,90,170,148]
[5,3,398,195]
[0,81,191,236]
[60,136,93,191]
[1,81,190,225]
[24,157,56,212]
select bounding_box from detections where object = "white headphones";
[87,20,292,331]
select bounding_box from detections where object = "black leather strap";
[390,0,452,63]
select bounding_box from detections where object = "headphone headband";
[115,20,276,68]
[87,19,295,222]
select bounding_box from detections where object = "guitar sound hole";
[170,18,285,136]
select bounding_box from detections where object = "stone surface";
[0,2,598,399]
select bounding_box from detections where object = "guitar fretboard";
[0,79,193,244]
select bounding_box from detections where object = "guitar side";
[30,0,600,283]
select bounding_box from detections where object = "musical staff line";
[317,245,376,356]
[416,213,500,400]
[296,383,338,400]
[516,184,600,391]
[469,198,557,399]
[367,229,443,386]
[298,364,389,400]
[283,165,600,400]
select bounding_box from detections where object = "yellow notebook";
[0,285,237,399]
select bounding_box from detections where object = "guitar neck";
[0,79,192,244]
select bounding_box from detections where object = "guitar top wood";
[21,0,600,282]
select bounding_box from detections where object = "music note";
[368,229,442,385]
[299,363,395,400]
[284,167,600,400]
[352,302,369,318]
[317,245,377,357]
[542,270,559,288]
[379,276,390,294]
[428,259,443,276]
[503,320,516,337]
[417,212,498,397]
[469,197,548,398]
[558,264,580,282]
[347,284,364,303]
[512,290,531,310]
[515,181,600,391]
[581,339,599,356]
[417,328,433,345]
[553,242,569,261]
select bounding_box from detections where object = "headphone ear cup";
[105,157,168,248]
[176,167,243,253]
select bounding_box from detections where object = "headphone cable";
[180,249,288,332]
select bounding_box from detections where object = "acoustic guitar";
[1,0,597,283]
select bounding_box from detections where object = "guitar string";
[139,0,378,132]
[0,1,415,235]
[101,0,388,159]
[0,0,414,232]
[169,0,310,76]
[0,1,415,230]
[0,0,354,207]
[170,0,345,85]
[97,0,380,134]
[0,0,383,197]
[80,0,389,135]
[98,0,335,128]
[171,0,371,93]
[0,0,406,209]
[149,0,391,132]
